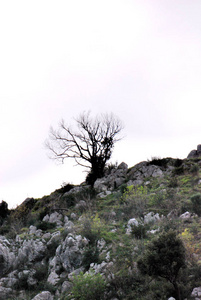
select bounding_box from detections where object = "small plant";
[168,177,178,188]
[70,271,106,300]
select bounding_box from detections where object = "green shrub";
[190,164,199,175]
[82,246,99,270]
[70,272,106,300]
[109,269,147,299]
[121,185,148,218]
[190,193,201,215]
[33,263,48,281]
[174,159,183,168]
[36,221,57,231]
[131,223,147,239]
[55,183,74,194]
[168,177,178,188]
[173,165,184,175]
[138,230,186,300]
[148,157,167,168]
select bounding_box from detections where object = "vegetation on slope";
[1,157,201,299]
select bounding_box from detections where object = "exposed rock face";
[43,212,63,227]
[94,160,168,193]
[49,234,88,274]
[127,161,164,186]
[0,286,13,300]
[187,144,201,158]
[17,239,47,264]
[0,236,15,276]
[94,162,128,192]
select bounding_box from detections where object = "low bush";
[70,272,106,300]
[82,246,99,270]
[190,193,201,216]
[36,221,57,231]
[131,223,147,239]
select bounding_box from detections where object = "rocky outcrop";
[94,161,167,193]
[0,236,15,276]
[94,162,128,192]
[187,144,201,158]
[127,161,164,186]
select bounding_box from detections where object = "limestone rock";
[191,287,201,298]
[31,291,54,300]
[0,287,13,300]
[97,191,112,198]
[94,162,128,192]
[144,212,160,224]
[127,161,163,183]
[75,200,87,211]
[61,280,73,294]
[68,267,84,280]
[17,239,46,264]
[47,231,61,247]
[126,218,138,234]
[43,212,63,227]
[180,211,197,219]
[47,271,60,286]
[187,144,201,158]
[0,237,15,276]
[0,270,18,288]
[50,234,88,274]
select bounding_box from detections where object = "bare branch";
[45,111,123,185]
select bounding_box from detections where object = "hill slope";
[0,157,201,299]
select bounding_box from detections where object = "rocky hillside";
[1,156,201,299]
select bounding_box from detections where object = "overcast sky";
[1,0,201,208]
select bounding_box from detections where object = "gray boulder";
[144,212,160,224]
[61,280,73,294]
[126,218,139,235]
[191,286,201,298]
[179,211,197,219]
[187,144,201,158]
[0,270,18,288]
[43,212,63,227]
[47,271,60,286]
[31,291,54,300]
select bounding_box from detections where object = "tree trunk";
[173,281,181,300]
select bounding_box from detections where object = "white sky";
[1,0,201,208]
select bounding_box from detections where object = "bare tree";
[46,112,123,185]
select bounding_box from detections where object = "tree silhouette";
[46,112,123,185]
